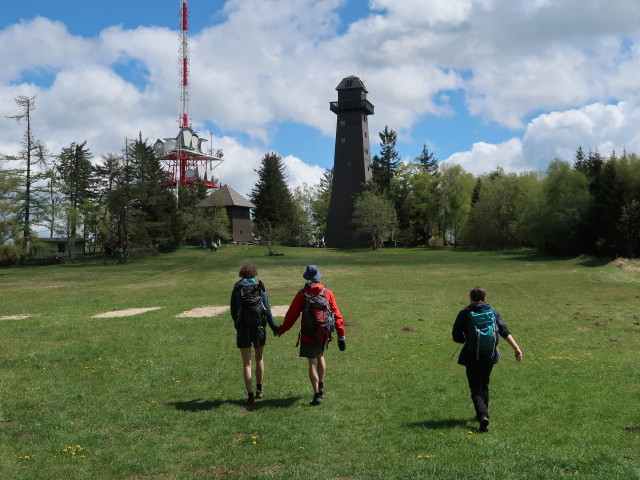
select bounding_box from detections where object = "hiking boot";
[246,395,255,406]
[256,390,265,399]
[318,388,324,399]
[479,415,489,432]
[309,395,322,406]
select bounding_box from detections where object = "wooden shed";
[197,185,255,244]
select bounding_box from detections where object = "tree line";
[250,127,640,259]
[1,97,230,264]
[2,96,639,263]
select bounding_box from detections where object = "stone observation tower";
[325,76,375,247]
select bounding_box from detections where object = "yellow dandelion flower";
[252,441,257,445]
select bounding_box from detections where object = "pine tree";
[416,145,438,175]
[250,152,295,237]
[371,126,401,193]
[56,141,95,238]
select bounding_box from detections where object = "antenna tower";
[180,0,190,129]
[154,0,223,190]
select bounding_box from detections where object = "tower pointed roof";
[335,75,368,92]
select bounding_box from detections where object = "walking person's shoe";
[256,390,265,399]
[479,415,489,432]
[246,393,255,406]
[318,388,324,399]
[309,393,322,406]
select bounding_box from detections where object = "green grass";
[1,246,639,479]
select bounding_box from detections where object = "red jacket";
[280,283,345,343]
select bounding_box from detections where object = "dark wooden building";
[325,76,374,247]
[197,185,255,244]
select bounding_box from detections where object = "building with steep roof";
[326,75,375,247]
[197,185,255,244]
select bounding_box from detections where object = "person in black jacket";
[230,265,279,405]
[452,286,522,432]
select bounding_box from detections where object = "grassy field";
[0,245,639,479]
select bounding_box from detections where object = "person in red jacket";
[278,265,346,406]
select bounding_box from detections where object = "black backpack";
[236,282,266,329]
[299,287,334,341]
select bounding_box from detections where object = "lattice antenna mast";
[179,0,190,129]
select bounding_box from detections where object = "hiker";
[452,286,522,432]
[277,265,346,406]
[230,265,280,405]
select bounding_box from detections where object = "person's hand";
[338,336,346,351]
[272,325,280,337]
[514,348,522,362]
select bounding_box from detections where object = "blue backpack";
[466,309,498,360]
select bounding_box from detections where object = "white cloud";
[445,138,524,175]
[446,100,640,175]
[4,0,640,193]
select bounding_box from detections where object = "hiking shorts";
[236,326,266,349]
[299,340,327,358]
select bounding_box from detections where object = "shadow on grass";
[166,396,302,412]
[407,418,471,429]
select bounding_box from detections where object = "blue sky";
[3,1,640,196]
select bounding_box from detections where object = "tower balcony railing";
[329,99,374,115]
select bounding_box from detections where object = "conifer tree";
[371,126,401,193]
[250,152,295,238]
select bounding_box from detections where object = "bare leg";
[317,353,326,386]
[240,347,253,394]
[308,357,319,394]
[254,345,265,387]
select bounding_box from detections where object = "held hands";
[272,325,280,337]
[338,336,346,351]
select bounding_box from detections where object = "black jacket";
[452,302,510,366]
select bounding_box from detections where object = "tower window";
[340,120,345,126]
[341,138,346,143]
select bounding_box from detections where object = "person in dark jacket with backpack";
[278,265,346,406]
[230,265,279,406]
[452,286,522,432]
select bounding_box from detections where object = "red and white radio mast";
[155,0,223,189]
[179,0,190,129]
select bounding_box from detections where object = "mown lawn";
[0,246,638,479]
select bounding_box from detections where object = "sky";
[3,0,640,198]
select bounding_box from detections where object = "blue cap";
[303,265,322,281]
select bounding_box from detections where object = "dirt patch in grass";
[176,306,229,318]
[344,321,359,327]
[403,326,417,332]
[270,305,290,317]
[0,315,34,320]
[92,307,162,318]
[613,258,640,273]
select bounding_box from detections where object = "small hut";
[34,237,85,260]
[197,185,255,244]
